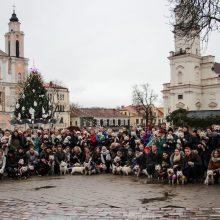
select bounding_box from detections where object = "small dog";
[204,170,214,185]
[59,161,68,175]
[112,164,122,175]
[167,168,176,185]
[84,161,96,175]
[133,165,151,178]
[176,170,187,185]
[155,164,164,180]
[71,166,85,175]
[48,155,55,175]
[121,166,132,175]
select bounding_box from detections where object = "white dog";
[59,161,68,175]
[48,155,55,175]
[71,166,85,175]
[155,164,163,180]
[133,165,151,178]
[121,166,132,175]
[167,168,176,184]
[204,170,214,185]
[112,164,122,175]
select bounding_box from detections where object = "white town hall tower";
[162,6,220,118]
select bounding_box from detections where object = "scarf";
[173,154,181,162]
[211,157,220,163]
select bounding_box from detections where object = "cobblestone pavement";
[0,174,220,219]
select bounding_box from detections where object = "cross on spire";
[13,4,16,13]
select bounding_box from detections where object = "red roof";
[44,81,67,90]
[71,108,128,118]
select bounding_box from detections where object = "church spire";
[10,4,19,22]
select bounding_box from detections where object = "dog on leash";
[121,166,132,175]
[154,164,164,180]
[48,155,55,175]
[204,170,214,185]
[167,168,176,184]
[176,170,187,185]
[59,161,68,175]
[84,160,96,175]
[71,166,85,175]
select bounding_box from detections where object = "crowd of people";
[0,123,220,185]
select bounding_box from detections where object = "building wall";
[46,87,70,129]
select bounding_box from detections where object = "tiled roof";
[120,105,143,117]
[71,108,129,118]
[212,63,220,74]
[44,81,67,90]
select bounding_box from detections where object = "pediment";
[195,102,202,108]
[208,102,217,108]
[176,65,184,70]
[176,102,185,108]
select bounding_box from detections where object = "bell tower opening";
[16,40,19,57]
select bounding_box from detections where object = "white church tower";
[0,6,29,129]
[162,3,220,118]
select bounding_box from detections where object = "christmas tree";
[14,67,52,123]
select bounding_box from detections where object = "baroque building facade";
[0,9,29,129]
[0,9,70,130]
[162,10,220,118]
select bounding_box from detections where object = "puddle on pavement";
[140,191,175,204]
[34,185,56,191]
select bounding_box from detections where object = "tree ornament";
[22,94,25,98]
[22,106,25,111]
[42,107,45,114]
[34,101,37,107]
[16,103,20,109]
[32,89,35,93]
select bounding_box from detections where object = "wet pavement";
[0,174,220,219]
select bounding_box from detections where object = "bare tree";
[169,0,220,42]
[132,84,158,125]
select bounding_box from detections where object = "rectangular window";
[75,121,78,126]
[136,119,139,124]
[178,94,183,100]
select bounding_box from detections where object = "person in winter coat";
[6,150,18,178]
[10,131,22,150]
[26,146,39,169]
[145,144,162,176]
[100,146,111,173]
[170,148,184,172]
[69,146,83,166]
[208,149,220,183]
[54,145,67,174]
[0,150,6,178]
[183,147,202,183]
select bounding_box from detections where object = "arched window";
[8,41,10,56]
[100,119,103,126]
[118,119,121,126]
[113,119,115,126]
[18,72,22,83]
[16,40,19,57]
[178,71,183,84]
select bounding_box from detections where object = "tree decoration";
[14,68,53,122]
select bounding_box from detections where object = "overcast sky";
[1,1,220,108]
